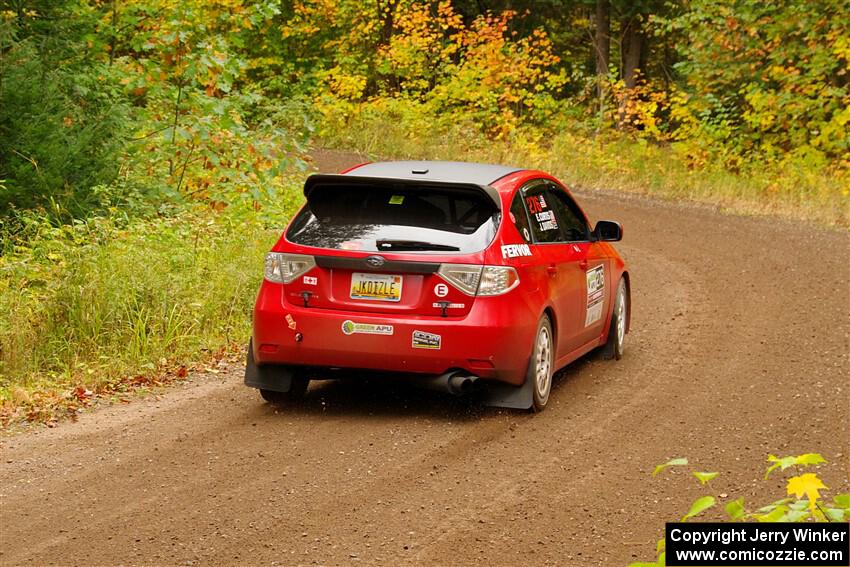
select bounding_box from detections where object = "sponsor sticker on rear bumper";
[341,320,394,336]
[412,330,441,350]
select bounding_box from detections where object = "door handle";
[546,264,557,276]
[579,259,588,269]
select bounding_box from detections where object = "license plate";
[350,272,403,302]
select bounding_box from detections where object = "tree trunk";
[593,0,610,129]
[618,17,645,129]
[378,0,398,45]
[594,0,610,79]
[621,18,645,90]
[109,0,118,66]
[364,0,399,98]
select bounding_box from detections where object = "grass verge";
[0,199,299,428]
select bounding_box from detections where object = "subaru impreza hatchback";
[245,161,629,411]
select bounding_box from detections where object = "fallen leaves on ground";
[0,343,240,429]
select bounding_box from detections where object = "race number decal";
[585,265,605,326]
[526,195,558,232]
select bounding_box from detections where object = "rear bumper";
[251,281,538,385]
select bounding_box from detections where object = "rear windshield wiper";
[376,239,460,252]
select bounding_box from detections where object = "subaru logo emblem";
[365,255,385,268]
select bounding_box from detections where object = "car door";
[546,183,609,348]
[520,182,587,358]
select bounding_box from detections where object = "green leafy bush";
[0,10,132,219]
[664,0,849,165]
[631,454,850,567]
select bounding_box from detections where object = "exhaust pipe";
[420,371,479,396]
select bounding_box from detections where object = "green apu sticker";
[389,195,404,205]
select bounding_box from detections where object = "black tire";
[259,373,309,405]
[601,278,627,360]
[526,315,554,412]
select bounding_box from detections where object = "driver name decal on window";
[535,210,558,231]
[585,265,605,326]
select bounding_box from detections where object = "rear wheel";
[527,316,554,412]
[602,278,627,360]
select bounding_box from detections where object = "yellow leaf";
[787,473,827,513]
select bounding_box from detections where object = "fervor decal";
[501,243,532,258]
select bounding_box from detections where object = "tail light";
[437,264,519,296]
[264,253,316,284]
[436,264,481,295]
[477,266,520,296]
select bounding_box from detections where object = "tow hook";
[300,291,312,307]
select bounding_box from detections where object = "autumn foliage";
[2,0,848,219]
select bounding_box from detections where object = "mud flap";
[479,377,534,410]
[244,341,294,393]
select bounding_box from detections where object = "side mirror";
[593,220,622,242]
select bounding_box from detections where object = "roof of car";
[344,160,522,186]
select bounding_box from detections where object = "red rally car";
[245,161,630,411]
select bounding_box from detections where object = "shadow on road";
[242,353,597,421]
[250,377,493,422]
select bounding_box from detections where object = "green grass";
[318,111,850,228]
[0,200,299,425]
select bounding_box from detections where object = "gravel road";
[2,151,848,566]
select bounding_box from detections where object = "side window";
[524,184,561,243]
[548,184,590,242]
[509,192,532,243]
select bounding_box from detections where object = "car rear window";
[286,182,500,253]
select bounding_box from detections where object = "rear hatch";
[278,175,501,317]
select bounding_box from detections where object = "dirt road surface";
[2,151,848,566]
